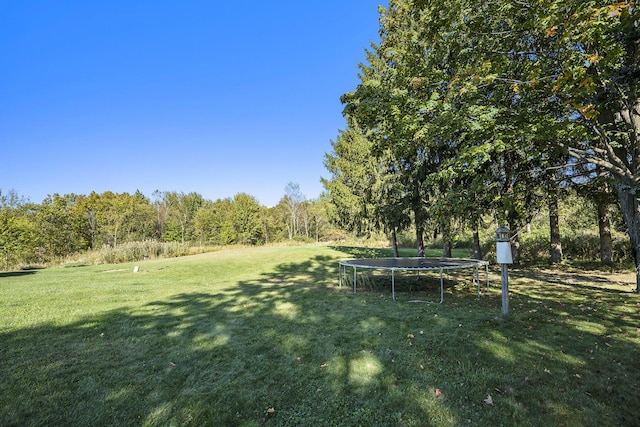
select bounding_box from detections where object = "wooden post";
[501,264,509,317]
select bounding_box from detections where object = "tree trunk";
[263,222,269,245]
[442,241,452,258]
[87,211,96,249]
[509,225,520,264]
[416,222,425,257]
[472,226,481,260]
[597,201,613,265]
[302,209,309,238]
[617,186,640,293]
[441,220,452,257]
[548,188,563,264]
[391,228,399,257]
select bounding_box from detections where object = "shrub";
[515,231,632,264]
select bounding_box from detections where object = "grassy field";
[1,245,639,426]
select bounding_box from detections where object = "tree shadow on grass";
[0,270,37,278]
[329,245,395,259]
[1,255,639,426]
[510,266,637,294]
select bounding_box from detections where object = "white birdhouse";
[496,227,513,264]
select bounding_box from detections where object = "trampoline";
[338,257,490,302]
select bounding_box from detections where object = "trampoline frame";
[338,257,490,302]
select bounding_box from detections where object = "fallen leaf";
[544,368,551,374]
[407,333,415,339]
[320,363,328,368]
[484,395,494,405]
[435,389,442,398]
[267,407,275,414]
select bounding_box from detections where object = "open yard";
[1,245,639,426]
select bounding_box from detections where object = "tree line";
[0,184,334,268]
[2,1,637,286]
[322,1,638,290]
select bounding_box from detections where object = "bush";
[516,231,632,264]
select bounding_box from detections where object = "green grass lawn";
[1,245,639,426]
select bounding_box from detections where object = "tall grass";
[60,241,225,267]
[96,240,187,263]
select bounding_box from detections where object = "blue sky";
[1,1,383,207]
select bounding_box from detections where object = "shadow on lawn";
[511,267,637,294]
[1,256,639,426]
[0,270,37,278]
[329,245,395,259]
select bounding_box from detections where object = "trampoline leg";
[439,268,444,304]
[392,269,395,301]
[485,263,490,291]
[353,267,357,295]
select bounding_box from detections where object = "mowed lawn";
[1,245,639,426]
